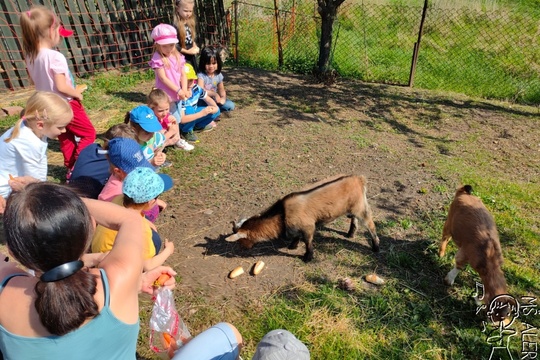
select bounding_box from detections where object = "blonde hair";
[20,5,58,64]
[152,43,183,73]
[147,88,170,109]
[174,0,197,49]
[5,92,73,143]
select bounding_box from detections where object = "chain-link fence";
[231,0,540,104]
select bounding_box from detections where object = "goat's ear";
[225,233,247,242]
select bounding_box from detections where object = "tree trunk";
[317,0,345,73]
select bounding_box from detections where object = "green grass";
[235,0,540,104]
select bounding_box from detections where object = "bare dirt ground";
[123,67,538,307]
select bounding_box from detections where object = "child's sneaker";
[160,161,173,168]
[182,131,199,142]
[175,139,195,151]
[209,121,217,128]
[194,124,214,132]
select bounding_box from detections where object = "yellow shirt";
[91,195,156,259]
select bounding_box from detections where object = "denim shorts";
[171,322,240,360]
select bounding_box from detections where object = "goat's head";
[225,232,247,242]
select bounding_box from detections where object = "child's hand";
[163,239,175,256]
[8,175,38,192]
[74,90,84,101]
[156,199,167,212]
[153,152,167,166]
[206,106,218,115]
[192,46,200,55]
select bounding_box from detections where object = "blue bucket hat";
[122,167,173,204]
[106,138,153,174]
[129,105,162,133]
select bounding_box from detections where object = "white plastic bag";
[149,287,191,355]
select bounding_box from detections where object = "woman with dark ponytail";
[0,182,158,359]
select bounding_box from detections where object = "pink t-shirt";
[26,48,74,101]
[148,51,186,102]
[98,173,122,202]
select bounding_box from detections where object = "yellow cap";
[184,63,197,80]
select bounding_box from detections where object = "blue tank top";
[0,269,139,360]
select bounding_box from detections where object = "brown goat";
[439,185,514,321]
[225,175,380,262]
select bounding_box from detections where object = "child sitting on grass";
[124,105,170,168]
[91,166,174,271]
[98,137,166,223]
[147,88,194,151]
[68,123,137,199]
[178,63,221,143]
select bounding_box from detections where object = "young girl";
[124,105,169,168]
[20,6,96,175]
[147,88,194,151]
[0,91,72,200]
[197,47,235,113]
[174,0,200,72]
[148,24,189,125]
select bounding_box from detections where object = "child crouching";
[91,167,174,271]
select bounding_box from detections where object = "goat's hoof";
[302,253,314,262]
[345,232,354,239]
[288,243,299,250]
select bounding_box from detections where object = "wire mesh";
[232,0,540,104]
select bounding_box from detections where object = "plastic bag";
[149,287,191,355]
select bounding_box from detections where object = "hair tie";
[26,10,31,17]
[40,260,84,282]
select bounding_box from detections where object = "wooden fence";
[0,0,230,92]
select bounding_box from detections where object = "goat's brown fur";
[226,175,380,262]
[439,185,512,321]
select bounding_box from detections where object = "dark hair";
[4,182,98,335]
[199,47,223,75]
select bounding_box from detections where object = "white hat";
[252,330,310,360]
[151,24,179,45]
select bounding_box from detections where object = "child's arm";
[155,68,184,101]
[54,72,83,100]
[197,77,222,104]
[181,67,189,100]
[143,239,174,272]
[216,82,227,104]
[180,105,218,124]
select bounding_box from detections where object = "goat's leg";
[445,248,467,286]
[364,216,380,252]
[439,221,452,257]
[358,208,380,252]
[346,215,358,238]
[301,225,316,262]
[288,238,300,250]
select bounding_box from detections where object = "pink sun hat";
[151,24,179,45]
